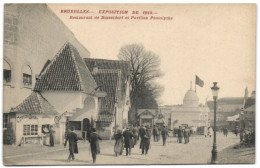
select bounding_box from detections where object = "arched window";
[22,65,32,86]
[3,60,11,83]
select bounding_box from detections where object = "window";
[22,65,32,86]
[42,124,50,133]
[3,114,9,129]
[23,125,38,136]
[4,60,11,83]
[69,121,81,130]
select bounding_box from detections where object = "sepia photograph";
[2,2,256,166]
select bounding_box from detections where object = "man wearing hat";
[64,127,78,162]
[88,128,102,163]
[141,125,151,155]
[123,127,134,156]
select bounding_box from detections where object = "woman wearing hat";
[114,129,124,156]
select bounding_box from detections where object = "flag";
[196,75,204,87]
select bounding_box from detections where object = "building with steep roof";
[160,86,210,130]
[85,58,131,139]
[3,4,92,142]
[8,92,58,145]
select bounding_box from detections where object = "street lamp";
[211,82,219,164]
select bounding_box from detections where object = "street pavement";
[3,132,241,165]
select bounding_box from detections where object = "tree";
[118,43,163,125]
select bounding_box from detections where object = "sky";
[48,4,256,105]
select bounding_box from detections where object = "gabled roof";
[92,69,121,118]
[11,92,58,114]
[85,58,130,95]
[137,109,156,116]
[34,42,97,93]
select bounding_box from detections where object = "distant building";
[137,109,157,127]
[240,91,256,131]
[160,86,209,130]
[207,89,247,127]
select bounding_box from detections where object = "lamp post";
[114,98,118,134]
[211,82,220,164]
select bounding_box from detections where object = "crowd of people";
[62,124,208,163]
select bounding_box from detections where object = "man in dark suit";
[141,126,151,155]
[89,128,102,163]
[64,127,78,162]
[161,126,168,146]
[178,126,184,143]
[139,125,145,149]
[123,127,134,156]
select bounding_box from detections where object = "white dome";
[183,89,199,106]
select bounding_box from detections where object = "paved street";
[3,132,240,165]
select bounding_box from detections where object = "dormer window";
[23,65,32,87]
[3,60,11,84]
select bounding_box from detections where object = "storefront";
[9,92,59,145]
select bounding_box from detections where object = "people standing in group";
[161,126,168,146]
[153,125,159,142]
[64,127,78,162]
[184,127,190,144]
[49,125,55,147]
[88,128,102,163]
[141,125,151,155]
[123,127,134,156]
[177,126,184,143]
[114,129,124,157]
[139,125,146,149]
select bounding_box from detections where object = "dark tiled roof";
[92,69,121,122]
[34,42,97,92]
[97,112,114,122]
[84,58,130,95]
[11,92,58,114]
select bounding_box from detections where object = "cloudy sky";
[48,4,256,105]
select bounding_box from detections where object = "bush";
[3,123,16,145]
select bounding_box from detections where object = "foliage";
[118,43,164,124]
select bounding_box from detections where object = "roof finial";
[190,81,192,90]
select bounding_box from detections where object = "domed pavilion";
[164,85,210,129]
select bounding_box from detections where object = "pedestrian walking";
[139,125,145,149]
[114,129,124,156]
[184,127,190,144]
[161,126,168,146]
[88,128,102,163]
[177,126,184,143]
[153,125,159,142]
[123,127,134,156]
[64,127,78,162]
[49,125,55,147]
[141,126,151,155]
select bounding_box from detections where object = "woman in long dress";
[114,129,124,156]
[49,125,55,147]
